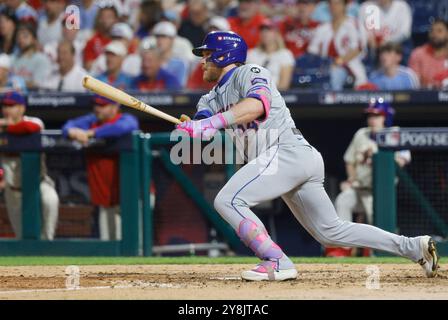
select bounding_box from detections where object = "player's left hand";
[176,113,229,140]
[176,119,218,140]
[179,114,191,122]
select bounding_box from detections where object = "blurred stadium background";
[0,0,447,258]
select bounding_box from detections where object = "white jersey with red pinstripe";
[308,17,368,85]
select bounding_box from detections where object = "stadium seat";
[292,54,332,90]
[408,0,438,34]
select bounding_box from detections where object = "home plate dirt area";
[0,263,446,299]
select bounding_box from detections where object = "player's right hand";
[179,114,191,122]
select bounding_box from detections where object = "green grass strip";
[0,256,418,266]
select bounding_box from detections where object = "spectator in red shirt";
[409,19,448,89]
[279,0,320,59]
[83,4,119,71]
[132,46,182,91]
[0,91,59,240]
[62,94,139,240]
[227,0,267,49]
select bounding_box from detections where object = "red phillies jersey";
[279,18,319,58]
[6,116,43,135]
[83,32,111,65]
[86,114,122,207]
[228,13,266,49]
[409,44,448,89]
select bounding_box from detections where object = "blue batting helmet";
[192,31,248,68]
[364,98,395,127]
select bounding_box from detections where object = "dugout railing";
[0,131,239,256]
[373,127,448,255]
[0,131,141,256]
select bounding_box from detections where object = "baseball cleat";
[241,260,298,281]
[418,236,440,278]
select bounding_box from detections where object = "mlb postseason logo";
[377,128,448,150]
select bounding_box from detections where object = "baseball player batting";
[176,31,440,281]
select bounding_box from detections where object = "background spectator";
[44,40,87,91]
[151,21,189,86]
[409,19,448,89]
[4,0,38,23]
[0,91,59,240]
[96,41,133,90]
[77,0,99,31]
[132,46,182,91]
[83,4,119,71]
[208,15,231,33]
[247,19,295,90]
[113,0,140,29]
[228,0,266,49]
[62,94,139,241]
[358,0,412,51]
[308,0,367,90]
[178,0,210,48]
[312,0,359,23]
[0,7,19,55]
[0,53,27,92]
[214,0,238,18]
[369,42,419,90]
[43,14,87,73]
[279,0,320,59]
[37,0,65,46]
[11,22,52,90]
[90,22,140,77]
[135,0,164,39]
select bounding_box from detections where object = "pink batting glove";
[175,113,229,140]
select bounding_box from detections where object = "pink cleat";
[241,260,297,281]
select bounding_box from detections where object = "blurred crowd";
[0,0,447,93]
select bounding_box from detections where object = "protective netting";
[396,151,448,238]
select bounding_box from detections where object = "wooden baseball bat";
[82,75,181,124]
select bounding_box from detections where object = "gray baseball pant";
[214,130,423,264]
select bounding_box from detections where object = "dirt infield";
[0,263,446,300]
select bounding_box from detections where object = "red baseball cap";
[92,94,118,106]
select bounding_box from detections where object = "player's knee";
[213,190,231,215]
[316,220,347,246]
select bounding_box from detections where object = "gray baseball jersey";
[196,64,295,161]
[200,64,425,269]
